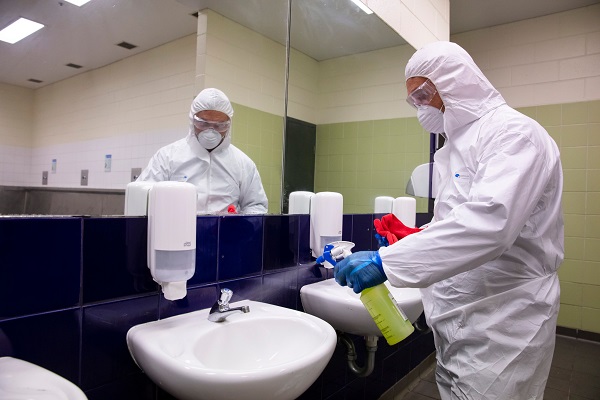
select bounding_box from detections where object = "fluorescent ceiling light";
[0,18,44,44]
[350,0,373,14]
[63,0,92,6]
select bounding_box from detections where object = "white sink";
[127,300,337,400]
[300,279,423,337]
[0,357,88,400]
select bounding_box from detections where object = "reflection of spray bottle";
[317,241,414,345]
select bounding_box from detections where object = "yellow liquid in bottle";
[360,284,414,345]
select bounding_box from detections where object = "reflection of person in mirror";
[335,42,563,400]
[137,88,268,214]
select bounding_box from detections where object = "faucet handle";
[218,288,233,307]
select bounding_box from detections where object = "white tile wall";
[0,145,32,185]
[198,10,286,117]
[365,0,449,49]
[288,4,600,126]
[454,4,600,107]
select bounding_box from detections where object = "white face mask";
[197,128,224,149]
[417,105,444,134]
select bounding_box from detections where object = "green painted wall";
[231,103,283,215]
[315,116,430,214]
[519,100,600,334]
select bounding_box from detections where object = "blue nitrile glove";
[334,251,386,294]
[374,233,389,248]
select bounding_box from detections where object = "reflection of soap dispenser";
[317,241,414,345]
[374,196,394,214]
[288,191,314,214]
[147,181,197,300]
[310,192,343,266]
[124,181,155,216]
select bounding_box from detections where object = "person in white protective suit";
[334,41,564,399]
[137,88,268,214]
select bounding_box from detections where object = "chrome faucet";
[208,288,250,322]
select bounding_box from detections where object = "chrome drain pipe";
[337,332,379,377]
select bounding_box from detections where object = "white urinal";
[0,357,88,399]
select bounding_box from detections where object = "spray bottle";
[317,241,414,345]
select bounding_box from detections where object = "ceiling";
[1,0,598,89]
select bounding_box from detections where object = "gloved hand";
[334,251,386,293]
[373,213,422,246]
[374,233,389,247]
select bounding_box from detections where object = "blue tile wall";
[217,215,263,281]
[83,217,156,303]
[0,218,81,318]
[0,213,434,400]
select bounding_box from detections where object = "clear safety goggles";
[406,79,438,109]
[193,115,231,132]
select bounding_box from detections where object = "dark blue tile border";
[263,215,298,271]
[0,218,81,319]
[81,295,159,391]
[190,216,219,286]
[218,215,263,281]
[0,309,80,385]
[83,217,156,304]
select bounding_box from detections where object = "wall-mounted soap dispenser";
[310,192,343,267]
[392,197,417,228]
[288,191,314,214]
[124,181,155,216]
[147,181,197,300]
[374,196,394,214]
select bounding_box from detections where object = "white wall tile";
[560,54,600,80]
[508,13,561,45]
[484,67,512,89]
[559,4,600,37]
[535,35,586,62]
[534,79,586,105]
[511,61,560,86]
[585,76,600,100]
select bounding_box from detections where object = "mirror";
[0,0,289,216]
[285,0,430,214]
[0,0,428,216]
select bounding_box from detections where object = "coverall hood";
[405,41,506,134]
[188,88,234,151]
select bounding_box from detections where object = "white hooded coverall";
[138,88,268,214]
[379,42,564,399]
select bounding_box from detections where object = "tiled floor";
[394,335,600,400]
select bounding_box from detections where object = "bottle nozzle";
[316,241,355,268]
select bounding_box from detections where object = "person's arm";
[380,130,553,288]
[137,150,169,182]
[237,159,268,214]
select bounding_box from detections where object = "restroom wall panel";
[263,214,298,271]
[159,285,217,320]
[217,215,264,281]
[263,268,299,310]
[0,309,80,385]
[81,295,159,391]
[82,217,155,304]
[190,216,219,286]
[0,82,33,148]
[85,373,156,400]
[0,218,80,319]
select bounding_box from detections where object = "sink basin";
[0,357,88,399]
[127,300,336,400]
[300,279,423,337]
